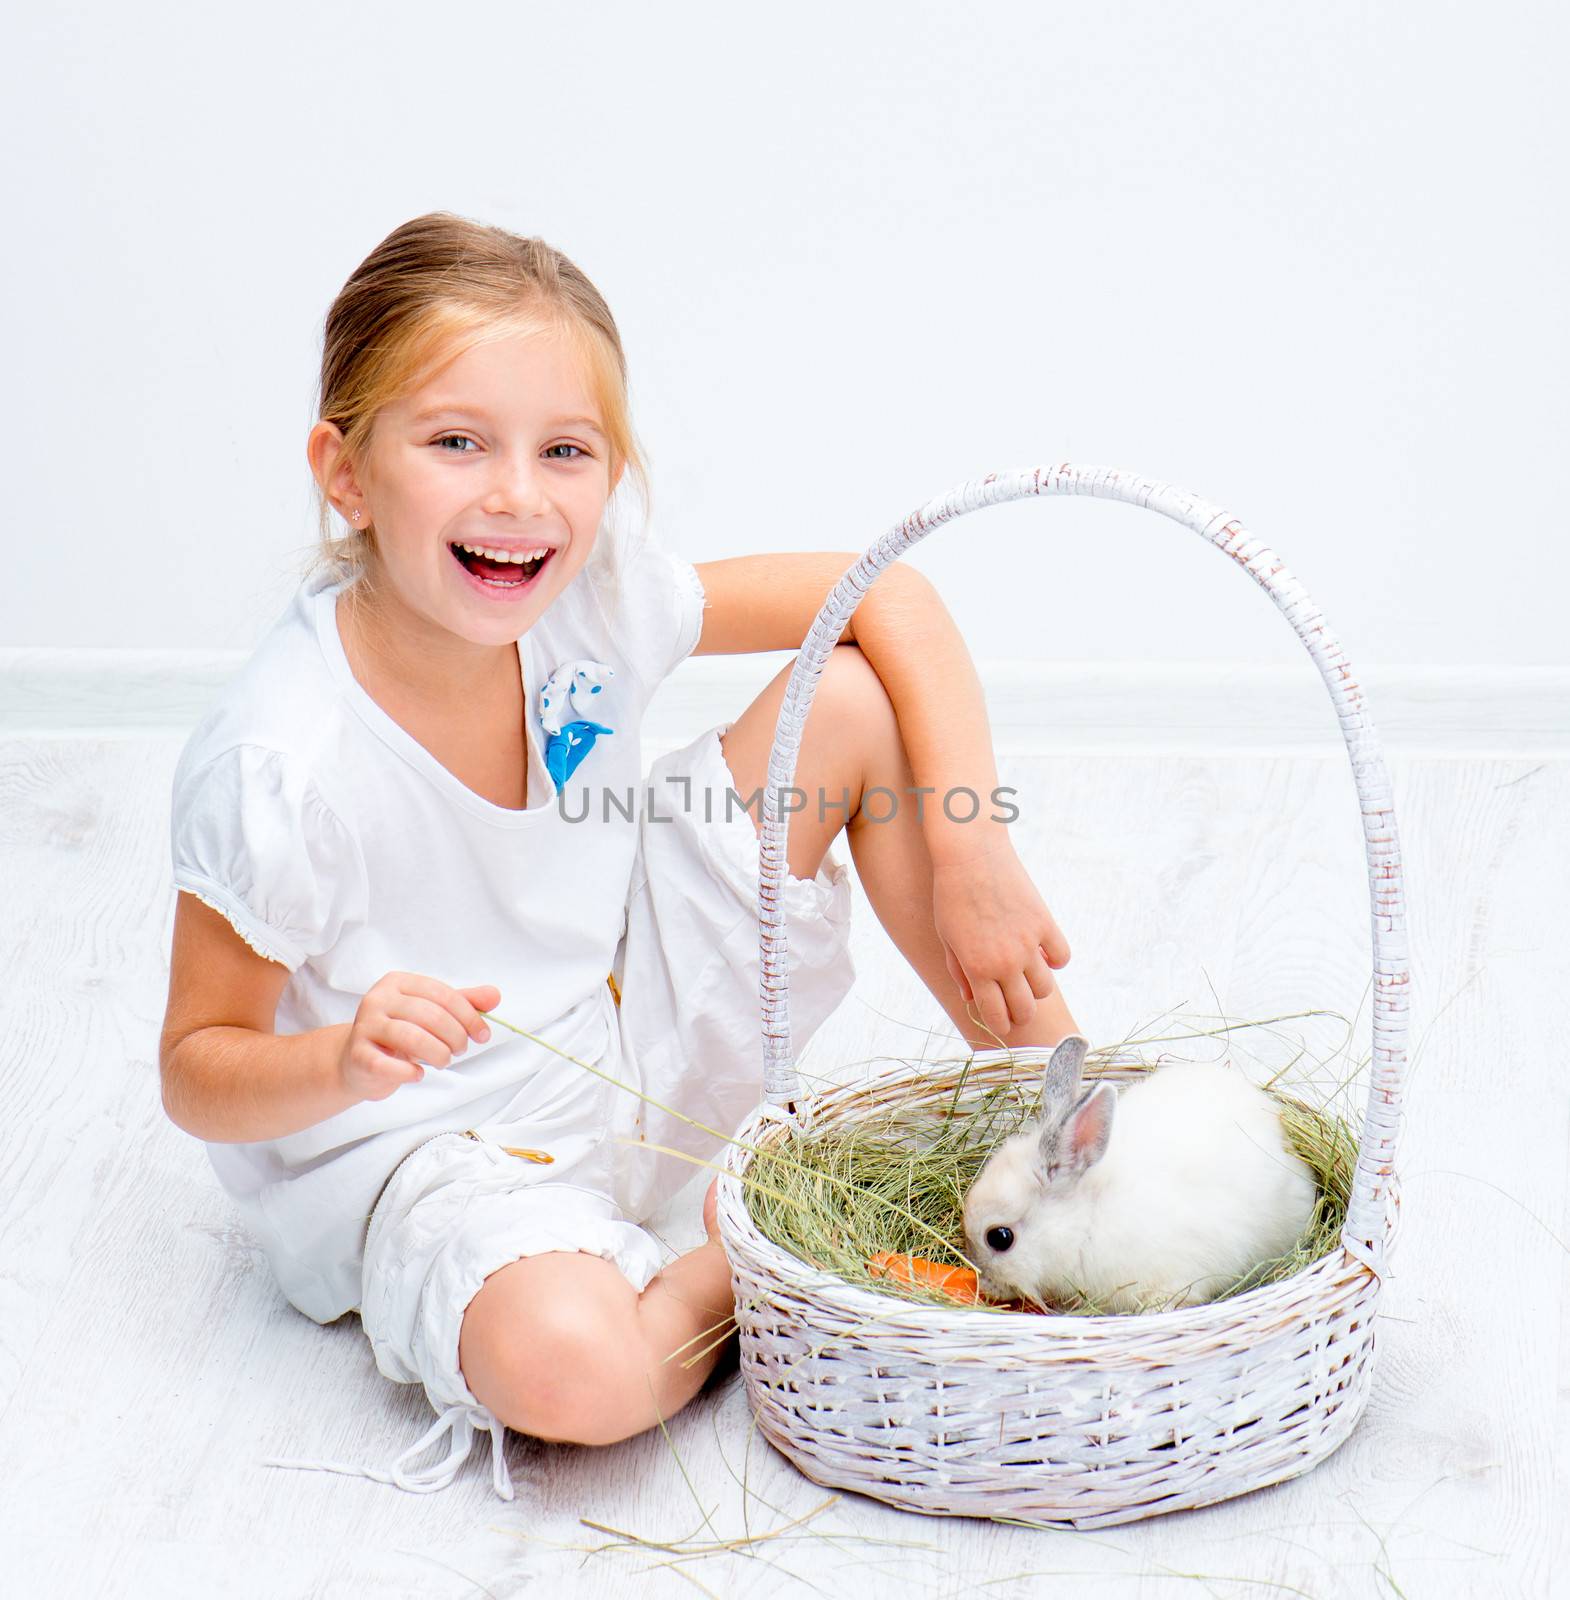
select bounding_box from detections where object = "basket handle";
[754,463,1406,1273]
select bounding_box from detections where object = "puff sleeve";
[614,529,707,690]
[170,743,361,972]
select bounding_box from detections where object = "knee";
[483,1305,647,1447]
[814,645,898,742]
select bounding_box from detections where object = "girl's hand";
[337,973,499,1103]
[930,841,1070,1044]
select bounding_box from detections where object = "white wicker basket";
[713,463,1406,1530]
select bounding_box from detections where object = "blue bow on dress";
[538,658,615,790]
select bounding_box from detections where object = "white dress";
[169,530,859,1500]
[169,529,707,1324]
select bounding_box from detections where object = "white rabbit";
[961,1035,1318,1313]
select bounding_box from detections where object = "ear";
[307,419,360,508]
[1038,1081,1116,1179]
[1043,1033,1089,1108]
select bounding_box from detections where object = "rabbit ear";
[1038,1081,1117,1179]
[1042,1033,1090,1107]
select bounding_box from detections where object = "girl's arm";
[693,554,1022,867]
[693,553,1074,1040]
[160,893,359,1143]
[161,894,499,1143]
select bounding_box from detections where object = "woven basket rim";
[719,1093,1395,1338]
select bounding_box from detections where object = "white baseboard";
[1,647,1565,755]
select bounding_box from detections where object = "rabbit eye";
[985,1225,1014,1253]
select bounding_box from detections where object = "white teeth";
[455,542,551,564]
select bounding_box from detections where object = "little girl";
[158,212,1080,1501]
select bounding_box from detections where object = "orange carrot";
[867,1251,981,1305]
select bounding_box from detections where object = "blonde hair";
[307,211,651,621]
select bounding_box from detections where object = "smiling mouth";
[449,542,553,588]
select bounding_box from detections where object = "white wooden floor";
[1,723,1565,1598]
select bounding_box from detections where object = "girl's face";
[344,330,619,646]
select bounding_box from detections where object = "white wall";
[3,1,1565,668]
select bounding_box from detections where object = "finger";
[379,1016,463,1069]
[455,986,500,1040]
[357,1040,424,1086]
[944,946,973,1004]
[1001,971,1039,1029]
[391,972,490,1017]
[425,980,497,1042]
[1024,948,1059,1001]
[386,996,471,1060]
[971,979,1012,1047]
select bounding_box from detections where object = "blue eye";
[432,436,591,458]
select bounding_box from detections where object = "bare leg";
[716,645,1081,1050]
[461,1222,735,1447]
[632,1239,736,1418]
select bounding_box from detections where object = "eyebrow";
[411,403,607,441]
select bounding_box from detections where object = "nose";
[482,450,552,520]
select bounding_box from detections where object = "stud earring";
[351,509,362,524]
